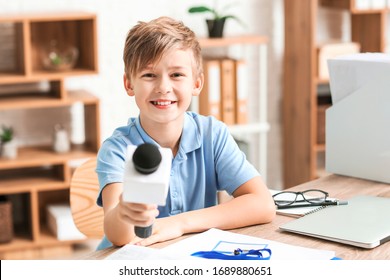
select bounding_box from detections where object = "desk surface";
[84,174,390,260]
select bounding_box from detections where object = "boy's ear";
[192,73,204,96]
[123,74,134,96]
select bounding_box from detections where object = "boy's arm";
[101,182,159,247]
[137,176,276,246]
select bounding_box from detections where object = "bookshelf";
[0,12,100,259]
[283,0,388,187]
[195,35,269,181]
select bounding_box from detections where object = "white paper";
[105,244,196,260]
[327,53,390,104]
[326,77,390,183]
[46,204,86,240]
[161,228,335,260]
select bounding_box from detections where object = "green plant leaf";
[188,6,218,18]
[0,126,13,143]
[221,15,245,26]
[188,6,214,14]
[188,4,244,24]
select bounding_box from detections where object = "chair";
[70,157,104,239]
[70,157,230,239]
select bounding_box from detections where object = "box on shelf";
[0,200,13,243]
[47,204,86,241]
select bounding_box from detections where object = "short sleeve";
[95,137,128,206]
[213,123,260,195]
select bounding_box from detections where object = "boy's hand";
[117,197,159,228]
[131,216,184,246]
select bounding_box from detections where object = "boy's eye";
[141,73,155,78]
[172,72,184,78]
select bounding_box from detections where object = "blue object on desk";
[191,248,272,260]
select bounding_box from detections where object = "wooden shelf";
[0,174,67,194]
[195,35,269,178]
[0,12,98,80]
[0,12,100,259]
[0,227,85,254]
[320,0,389,14]
[315,143,326,153]
[228,122,270,135]
[0,90,99,110]
[0,11,97,22]
[198,35,268,48]
[283,0,388,187]
[0,146,97,169]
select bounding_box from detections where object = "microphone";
[132,143,161,238]
[132,143,162,174]
[122,143,172,238]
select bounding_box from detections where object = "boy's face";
[124,48,203,126]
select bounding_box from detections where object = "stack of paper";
[327,52,390,104]
[326,53,390,184]
[47,204,86,241]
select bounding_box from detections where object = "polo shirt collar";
[180,113,201,154]
[132,113,201,156]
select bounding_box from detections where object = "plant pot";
[206,18,226,38]
[0,140,18,159]
[0,200,13,243]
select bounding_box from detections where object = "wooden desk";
[84,174,390,260]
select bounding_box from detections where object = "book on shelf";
[220,58,236,125]
[234,59,249,124]
[199,58,221,120]
[198,57,249,125]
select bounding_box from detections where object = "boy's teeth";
[153,101,172,105]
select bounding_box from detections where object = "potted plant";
[188,3,243,38]
[0,125,17,159]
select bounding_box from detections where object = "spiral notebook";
[280,195,390,249]
[270,189,332,218]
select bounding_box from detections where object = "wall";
[0,0,285,188]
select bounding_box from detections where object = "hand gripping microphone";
[122,143,172,238]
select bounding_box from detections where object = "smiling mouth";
[151,101,176,106]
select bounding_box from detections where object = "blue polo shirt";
[95,111,260,250]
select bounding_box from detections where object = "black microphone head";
[132,143,162,174]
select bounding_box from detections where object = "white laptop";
[279,195,390,249]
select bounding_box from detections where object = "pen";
[277,200,348,210]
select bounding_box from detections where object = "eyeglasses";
[272,189,329,207]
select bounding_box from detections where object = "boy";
[95,16,275,250]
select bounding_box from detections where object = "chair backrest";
[70,157,104,239]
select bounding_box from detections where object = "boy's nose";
[156,77,172,94]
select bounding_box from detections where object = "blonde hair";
[123,16,202,79]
